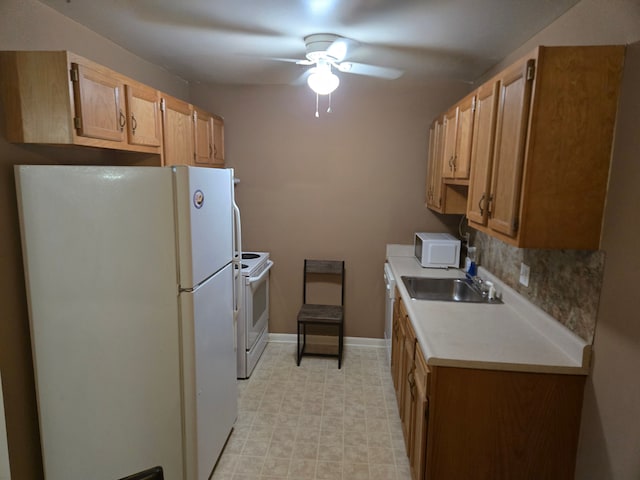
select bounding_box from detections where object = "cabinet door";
[71,63,125,142]
[431,119,444,209]
[488,59,535,237]
[194,108,214,166]
[410,348,430,480]
[125,83,162,147]
[400,310,416,450]
[391,292,403,395]
[467,81,499,226]
[441,107,458,179]
[162,96,194,166]
[426,120,443,209]
[212,115,225,166]
[453,94,475,179]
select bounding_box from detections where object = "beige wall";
[0,0,189,478]
[189,79,469,338]
[475,1,640,478]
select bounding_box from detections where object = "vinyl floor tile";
[212,342,409,480]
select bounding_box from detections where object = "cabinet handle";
[453,155,457,171]
[213,144,218,158]
[119,110,126,132]
[209,144,213,159]
[131,114,137,135]
[408,370,416,399]
[448,156,454,171]
[479,193,486,216]
[487,194,494,217]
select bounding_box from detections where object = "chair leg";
[338,323,343,369]
[297,321,301,366]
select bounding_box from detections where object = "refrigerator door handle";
[232,191,243,323]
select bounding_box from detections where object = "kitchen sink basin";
[401,276,502,304]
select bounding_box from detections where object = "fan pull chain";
[327,93,332,113]
[315,93,319,118]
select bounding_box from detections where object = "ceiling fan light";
[307,70,340,95]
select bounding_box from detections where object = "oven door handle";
[248,260,274,288]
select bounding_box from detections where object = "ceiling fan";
[285,34,403,93]
[280,33,403,116]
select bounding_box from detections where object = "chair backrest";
[302,259,345,306]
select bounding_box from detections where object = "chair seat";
[297,304,343,324]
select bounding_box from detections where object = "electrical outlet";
[519,263,530,287]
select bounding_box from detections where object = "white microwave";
[414,232,461,268]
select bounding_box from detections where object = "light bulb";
[307,62,339,95]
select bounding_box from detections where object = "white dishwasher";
[383,262,396,364]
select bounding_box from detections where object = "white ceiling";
[39,0,582,86]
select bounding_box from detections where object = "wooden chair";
[296,259,345,369]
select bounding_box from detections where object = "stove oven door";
[244,260,273,351]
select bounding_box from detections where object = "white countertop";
[386,245,590,375]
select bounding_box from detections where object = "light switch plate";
[519,263,530,287]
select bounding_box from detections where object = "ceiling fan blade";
[292,69,313,86]
[338,62,403,79]
[264,57,311,65]
[326,37,360,62]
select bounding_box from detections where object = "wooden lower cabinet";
[425,367,585,480]
[410,346,429,480]
[392,290,586,480]
[391,289,403,400]
[400,311,416,448]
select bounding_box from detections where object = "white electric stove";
[237,252,273,378]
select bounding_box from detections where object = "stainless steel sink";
[401,276,502,304]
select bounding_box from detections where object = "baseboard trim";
[268,333,385,348]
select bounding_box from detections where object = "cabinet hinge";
[69,68,79,82]
[526,62,536,81]
[73,117,82,129]
[160,98,165,112]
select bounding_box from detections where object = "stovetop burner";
[239,252,270,277]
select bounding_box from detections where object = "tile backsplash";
[472,231,604,343]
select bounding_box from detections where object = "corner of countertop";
[477,266,591,372]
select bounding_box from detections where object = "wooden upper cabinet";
[487,58,534,238]
[125,82,162,148]
[441,107,458,179]
[194,107,214,166]
[0,51,161,154]
[212,115,225,166]
[161,95,194,167]
[466,80,499,226]
[426,118,443,210]
[441,93,475,181]
[426,115,467,215]
[71,62,126,142]
[468,45,625,249]
[453,93,475,179]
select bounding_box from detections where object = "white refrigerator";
[15,165,238,480]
